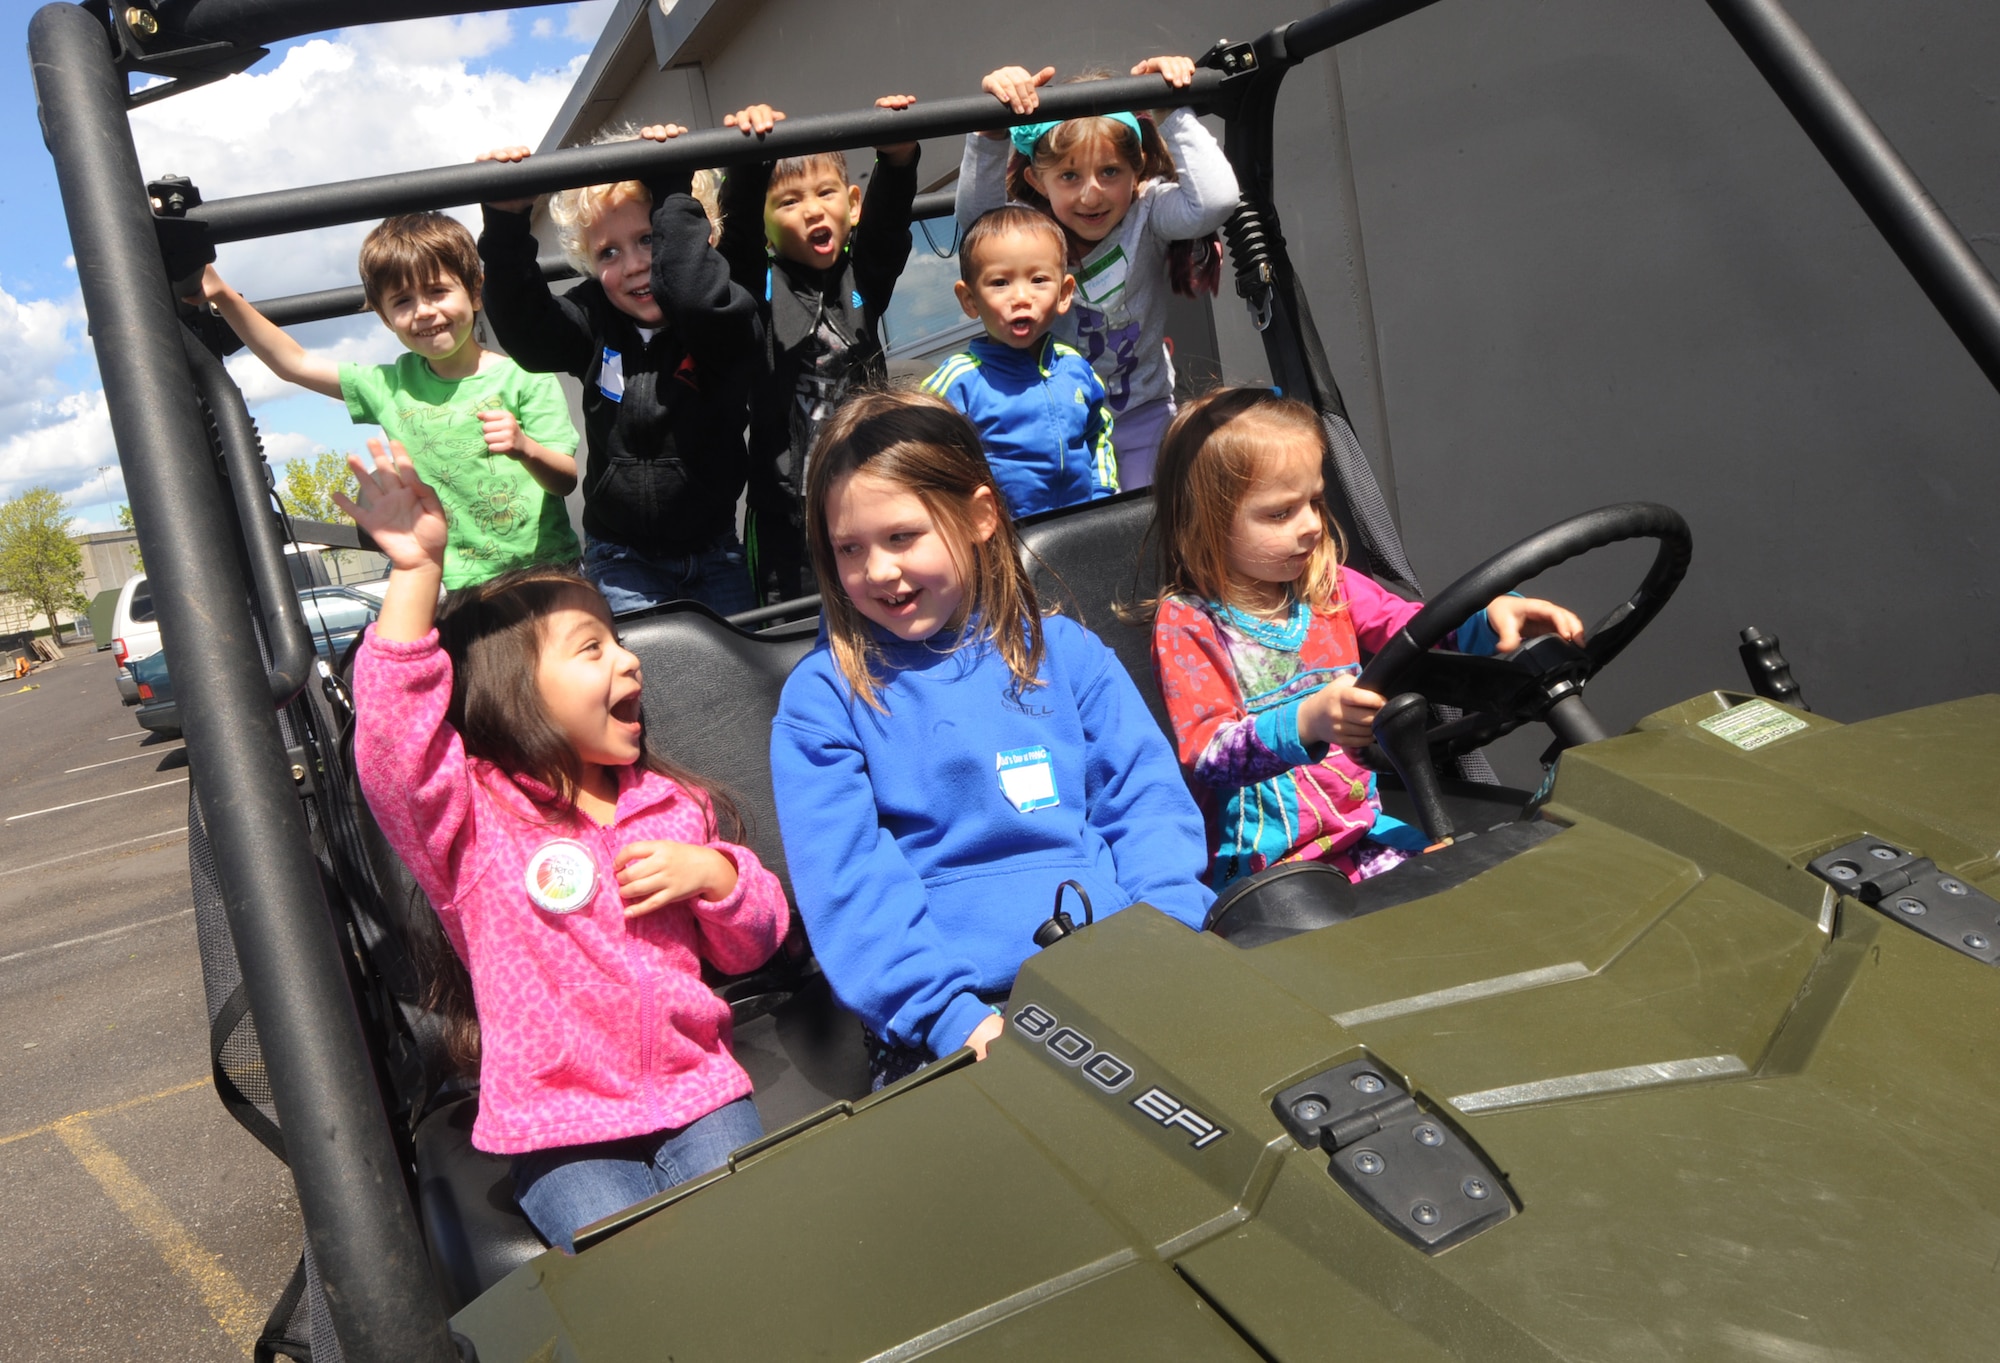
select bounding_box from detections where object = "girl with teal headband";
[957,57,1240,490]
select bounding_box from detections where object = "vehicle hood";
[454,693,2000,1362]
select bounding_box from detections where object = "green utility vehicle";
[30,0,2000,1359]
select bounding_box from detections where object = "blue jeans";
[512,1096,763,1253]
[582,534,756,617]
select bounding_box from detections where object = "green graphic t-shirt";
[340,353,581,588]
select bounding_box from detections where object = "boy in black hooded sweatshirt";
[715,99,921,605]
[476,131,760,615]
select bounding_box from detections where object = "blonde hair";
[804,389,1047,711]
[548,122,723,274]
[1148,388,1347,616]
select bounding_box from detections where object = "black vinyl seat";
[617,601,873,1123]
[618,601,817,897]
[1017,488,1168,736]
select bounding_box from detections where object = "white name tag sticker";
[525,838,597,914]
[1076,247,1129,308]
[598,348,625,403]
[996,746,1060,813]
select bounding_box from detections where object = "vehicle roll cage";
[28,0,2000,1357]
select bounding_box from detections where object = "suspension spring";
[1222,200,1284,331]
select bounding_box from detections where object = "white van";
[110,544,349,704]
[110,572,160,705]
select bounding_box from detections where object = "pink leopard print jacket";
[354,628,787,1155]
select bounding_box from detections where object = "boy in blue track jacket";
[922,206,1118,518]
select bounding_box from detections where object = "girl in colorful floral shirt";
[1148,390,1582,891]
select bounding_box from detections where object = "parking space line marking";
[4,777,188,823]
[107,730,149,741]
[0,1077,208,1149]
[55,1115,261,1352]
[66,745,184,774]
[0,907,194,966]
[0,826,189,877]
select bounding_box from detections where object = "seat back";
[1016,489,1169,737]
[618,603,819,896]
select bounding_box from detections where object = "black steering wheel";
[1352,502,1692,761]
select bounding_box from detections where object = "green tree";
[277,451,358,526]
[0,486,86,641]
[116,503,142,572]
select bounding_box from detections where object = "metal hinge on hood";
[1274,1059,1515,1254]
[1810,835,2000,967]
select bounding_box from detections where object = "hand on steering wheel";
[1353,502,1692,764]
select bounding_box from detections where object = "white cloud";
[343,13,518,62]
[0,285,87,444]
[261,430,326,465]
[532,17,556,39]
[7,17,588,511]
[221,320,384,407]
[129,26,585,301]
[0,388,117,504]
[565,1,617,44]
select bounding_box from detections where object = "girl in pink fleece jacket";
[340,437,788,1254]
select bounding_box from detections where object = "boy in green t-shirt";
[189,212,581,588]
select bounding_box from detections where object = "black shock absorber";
[1221,199,1284,331]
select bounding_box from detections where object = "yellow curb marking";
[54,1114,263,1351]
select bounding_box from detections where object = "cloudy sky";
[0,2,617,530]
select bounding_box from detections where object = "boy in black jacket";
[716,99,921,604]
[476,132,759,614]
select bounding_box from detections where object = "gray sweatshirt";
[956,107,1239,414]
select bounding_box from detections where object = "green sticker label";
[1698,699,1809,751]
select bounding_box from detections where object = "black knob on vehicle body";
[1738,626,1808,711]
[1033,912,1075,949]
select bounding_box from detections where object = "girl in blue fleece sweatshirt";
[770,389,1212,1089]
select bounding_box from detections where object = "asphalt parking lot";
[0,643,301,1360]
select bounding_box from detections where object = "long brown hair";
[1146,387,1347,616]
[1003,73,1222,298]
[435,564,743,840]
[804,389,1046,711]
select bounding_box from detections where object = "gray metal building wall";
[561,0,1998,782]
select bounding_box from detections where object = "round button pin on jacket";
[524,838,597,914]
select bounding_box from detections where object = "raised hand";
[332,438,446,576]
[475,145,535,213]
[722,104,784,137]
[982,64,1055,117]
[874,93,918,163]
[182,262,231,309]
[638,123,689,141]
[1131,54,1197,87]
[613,840,738,917]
